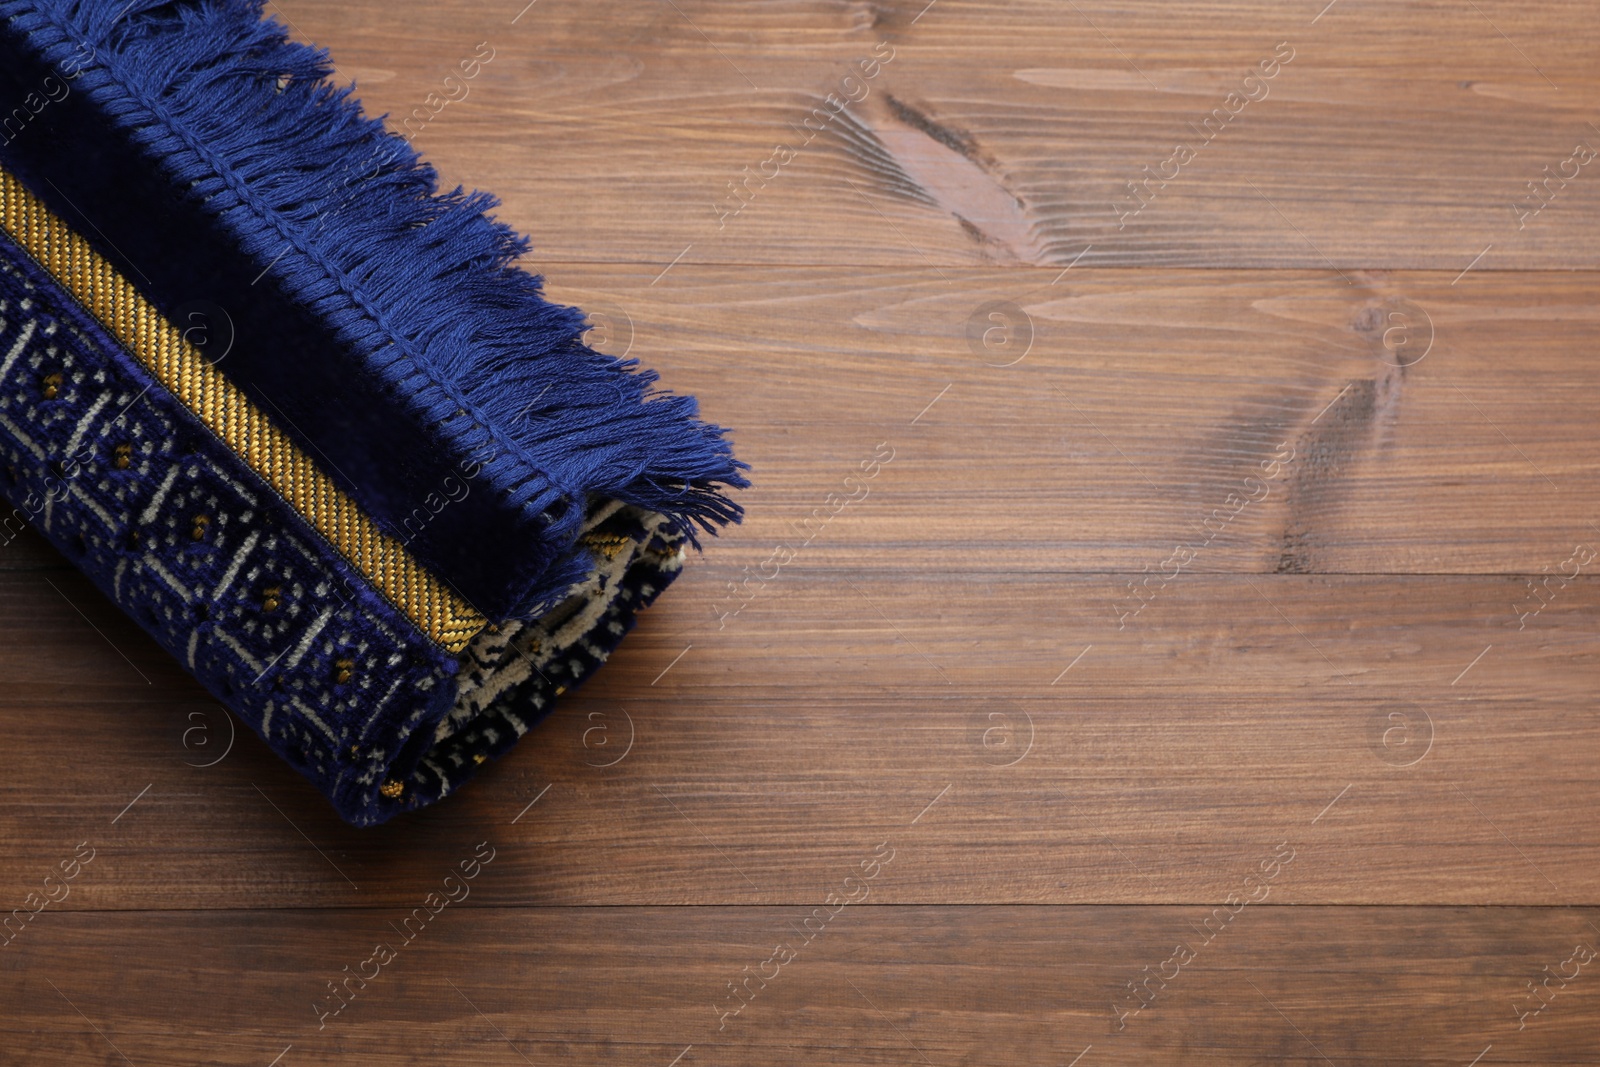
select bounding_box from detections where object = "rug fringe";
[0,0,747,565]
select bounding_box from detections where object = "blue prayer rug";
[0,0,746,825]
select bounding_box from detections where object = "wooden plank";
[548,266,1600,575]
[3,906,1596,1065]
[267,0,1600,268]
[3,566,1597,906]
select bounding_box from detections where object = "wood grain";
[541,266,1600,574]
[2,563,1596,906]
[5,908,1598,1065]
[3,0,1598,1063]
[270,0,1600,269]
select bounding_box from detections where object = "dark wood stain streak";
[839,91,1046,261]
[883,91,983,163]
[821,102,938,206]
[1273,364,1401,575]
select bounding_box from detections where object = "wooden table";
[5,1,1599,1063]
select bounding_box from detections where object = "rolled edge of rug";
[0,178,696,823]
[0,0,749,619]
[0,0,748,824]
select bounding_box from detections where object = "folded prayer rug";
[0,0,746,825]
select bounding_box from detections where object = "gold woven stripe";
[0,168,486,653]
